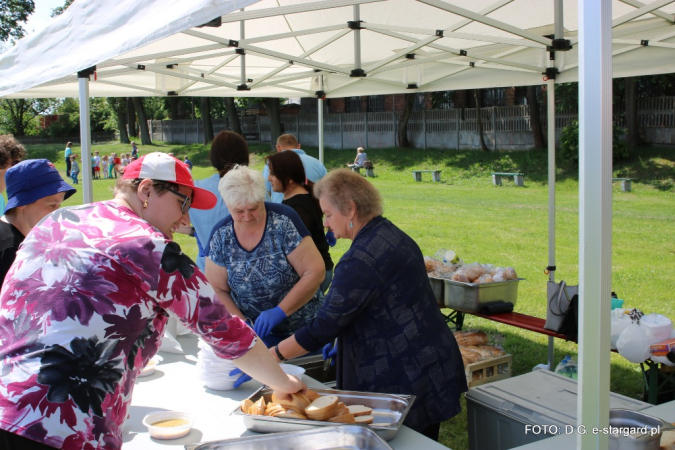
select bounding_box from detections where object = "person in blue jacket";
[270,169,468,441]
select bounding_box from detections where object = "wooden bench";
[491,172,525,187]
[412,170,442,182]
[613,177,633,192]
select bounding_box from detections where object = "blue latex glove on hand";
[326,230,337,247]
[323,341,337,366]
[253,306,287,338]
[229,368,252,388]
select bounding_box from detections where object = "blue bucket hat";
[5,159,76,213]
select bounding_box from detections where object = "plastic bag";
[610,308,632,350]
[641,314,673,345]
[616,322,651,363]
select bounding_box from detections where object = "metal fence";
[148,97,675,150]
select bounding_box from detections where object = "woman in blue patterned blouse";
[205,165,325,349]
[271,169,468,441]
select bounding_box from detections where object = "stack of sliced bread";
[241,389,374,425]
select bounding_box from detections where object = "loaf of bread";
[425,257,442,273]
[454,330,489,347]
[466,345,506,360]
[460,346,482,365]
[305,395,339,421]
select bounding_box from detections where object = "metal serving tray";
[443,278,524,312]
[231,387,415,441]
[184,425,393,450]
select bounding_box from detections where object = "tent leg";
[78,68,94,205]
[318,97,324,164]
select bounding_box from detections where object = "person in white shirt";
[347,147,368,169]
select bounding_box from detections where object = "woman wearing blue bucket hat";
[0,159,76,285]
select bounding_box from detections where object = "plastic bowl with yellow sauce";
[142,411,194,439]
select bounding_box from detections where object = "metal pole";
[318,98,324,164]
[578,0,612,447]
[77,68,94,204]
[240,11,246,87]
[353,5,362,72]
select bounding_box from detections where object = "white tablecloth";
[122,334,451,449]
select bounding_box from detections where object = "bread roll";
[451,272,469,283]
[355,415,374,424]
[305,395,339,421]
[454,330,489,347]
[503,267,518,280]
[347,405,373,417]
[424,257,442,272]
[241,399,254,414]
[328,413,356,423]
[475,274,494,284]
[249,397,266,415]
[304,390,321,401]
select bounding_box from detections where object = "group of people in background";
[63,141,140,183]
[0,132,467,450]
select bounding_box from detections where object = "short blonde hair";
[276,134,299,149]
[219,165,266,209]
[314,169,382,221]
[357,147,364,153]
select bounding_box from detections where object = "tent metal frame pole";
[353,5,362,72]
[546,77,556,371]
[240,12,246,88]
[77,70,94,204]
[318,75,324,164]
[220,0,382,24]
[578,0,612,447]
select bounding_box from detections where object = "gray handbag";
[544,280,579,332]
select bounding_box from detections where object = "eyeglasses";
[164,186,192,214]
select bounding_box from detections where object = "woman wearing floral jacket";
[0,153,305,450]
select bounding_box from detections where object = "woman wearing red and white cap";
[0,153,305,450]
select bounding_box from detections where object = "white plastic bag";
[641,314,673,345]
[610,309,632,350]
[616,322,651,363]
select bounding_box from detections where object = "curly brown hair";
[0,135,27,168]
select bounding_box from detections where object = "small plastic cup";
[142,411,194,440]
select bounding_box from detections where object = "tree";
[474,89,489,151]
[108,98,129,144]
[51,0,74,17]
[0,0,34,43]
[262,98,282,150]
[126,98,137,138]
[132,98,152,145]
[199,97,214,144]
[224,98,242,135]
[397,93,415,148]
[624,77,640,147]
[0,98,53,136]
[527,86,545,149]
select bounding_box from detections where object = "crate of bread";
[425,253,522,312]
[232,387,414,441]
[455,330,511,388]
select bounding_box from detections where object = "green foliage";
[558,120,630,167]
[50,0,74,17]
[0,0,34,43]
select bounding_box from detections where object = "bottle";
[554,356,570,375]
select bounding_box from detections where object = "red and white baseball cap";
[123,152,217,210]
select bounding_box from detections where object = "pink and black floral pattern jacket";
[0,201,255,449]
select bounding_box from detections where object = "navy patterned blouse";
[209,202,324,336]
[295,216,468,432]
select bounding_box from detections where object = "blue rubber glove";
[326,230,337,247]
[253,306,287,338]
[229,368,252,388]
[323,341,338,366]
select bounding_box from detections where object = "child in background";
[101,155,109,179]
[183,155,193,171]
[70,155,80,184]
[93,151,101,179]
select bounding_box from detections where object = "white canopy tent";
[1,0,673,447]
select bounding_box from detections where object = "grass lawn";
[23,141,675,450]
